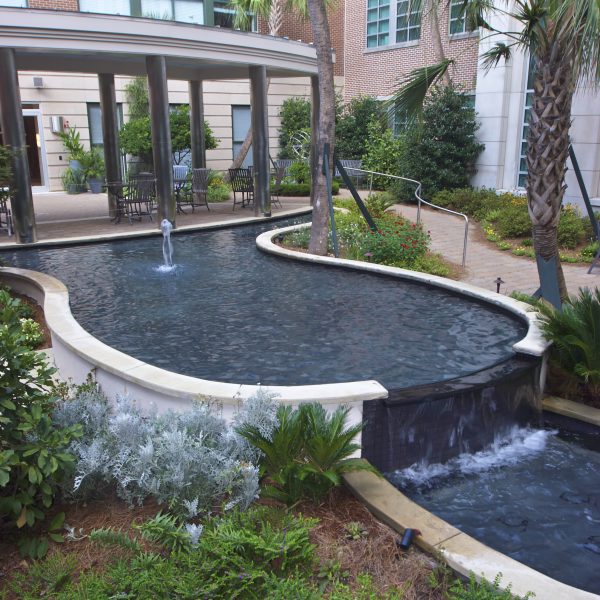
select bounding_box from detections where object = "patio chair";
[173,165,191,214]
[191,168,211,211]
[0,190,13,236]
[228,167,254,211]
[270,164,285,209]
[115,172,156,224]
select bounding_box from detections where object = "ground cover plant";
[432,187,598,264]
[283,193,453,277]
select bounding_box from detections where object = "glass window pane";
[396,29,407,43]
[368,0,378,8]
[379,32,388,45]
[174,1,203,23]
[367,35,377,47]
[367,22,377,34]
[378,20,388,32]
[0,0,28,6]
[379,5,389,18]
[232,106,251,143]
[79,0,131,16]
[141,0,173,19]
[367,8,378,21]
[87,102,123,147]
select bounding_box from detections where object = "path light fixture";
[495,277,505,294]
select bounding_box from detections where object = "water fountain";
[159,218,175,272]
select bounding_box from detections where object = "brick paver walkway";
[395,203,599,296]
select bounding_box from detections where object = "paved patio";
[1,190,597,297]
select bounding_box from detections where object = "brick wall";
[28,0,79,10]
[344,0,479,101]
[259,3,345,76]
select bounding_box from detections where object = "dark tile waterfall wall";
[361,355,543,472]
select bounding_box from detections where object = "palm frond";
[481,41,513,71]
[387,59,453,124]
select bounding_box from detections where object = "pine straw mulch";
[0,488,448,599]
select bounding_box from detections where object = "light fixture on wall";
[50,116,64,134]
[33,76,44,88]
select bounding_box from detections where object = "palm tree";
[391,0,600,303]
[230,0,335,255]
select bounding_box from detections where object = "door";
[22,109,49,193]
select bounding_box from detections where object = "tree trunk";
[427,0,451,85]
[306,0,335,255]
[527,44,573,302]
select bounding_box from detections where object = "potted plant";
[61,167,87,194]
[81,148,105,193]
[57,127,85,170]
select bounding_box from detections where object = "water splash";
[389,427,557,489]
[158,219,175,272]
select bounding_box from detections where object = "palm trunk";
[427,0,450,85]
[306,0,335,255]
[527,44,573,302]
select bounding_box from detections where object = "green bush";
[362,119,406,190]
[336,96,385,160]
[236,403,378,505]
[402,85,484,198]
[538,287,600,399]
[0,290,81,558]
[432,187,500,220]
[557,204,588,249]
[278,97,311,159]
[492,199,531,238]
[278,181,339,196]
[287,160,311,184]
[207,182,231,202]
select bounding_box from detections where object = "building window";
[449,0,472,35]
[396,0,421,43]
[518,57,535,188]
[367,0,421,48]
[232,105,252,167]
[79,0,204,25]
[366,0,390,48]
[213,0,255,30]
[0,0,27,6]
[87,103,123,148]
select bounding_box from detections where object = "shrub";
[432,187,499,220]
[362,119,406,190]
[538,287,600,400]
[53,387,286,517]
[207,183,231,202]
[402,85,484,198]
[335,96,385,160]
[287,161,311,184]
[278,97,311,159]
[278,181,339,196]
[236,403,378,505]
[492,197,531,238]
[557,204,588,249]
[0,290,81,558]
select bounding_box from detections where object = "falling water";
[159,219,175,272]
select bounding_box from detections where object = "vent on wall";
[33,77,44,88]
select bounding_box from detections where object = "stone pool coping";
[344,401,600,600]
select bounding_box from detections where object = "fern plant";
[237,403,379,505]
[538,287,600,399]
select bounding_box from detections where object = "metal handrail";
[344,167,469,268]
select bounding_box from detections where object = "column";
[249,65,270,217]
[310,75,319,207]
[0,48,36,243]
[146,55,174,225]
[98,73,122,219]
[189,80,206,169]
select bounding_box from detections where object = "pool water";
[389,427,600,594]
[2,218,526,387]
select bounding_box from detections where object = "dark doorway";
[23,116,42,186]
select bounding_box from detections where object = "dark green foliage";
[0,144,14,187]
[278,97,311,159]
[432,187,500,220]
[362,120,406,190]
[57,127,86,162]
[288,161,311,184]
[557,205,589,249]
[236,403,378,505]
[119,105,217,164]
[124,76,149,120]
[402,85,484,198]
[492,200,531,238]
[336,96,385,160]
[446,572,534,599]
[538,287,600,399]
[278,181,339,196]
[0,290,81,558]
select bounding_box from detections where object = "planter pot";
[88,179,104,194]
[69,160,82,171]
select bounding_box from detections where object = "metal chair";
[228,167,254,211]
[173,165,190,214]
[270,165,285,209]
[191,168,211,211]
[114,173,156,224]
[0,190,13,236]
